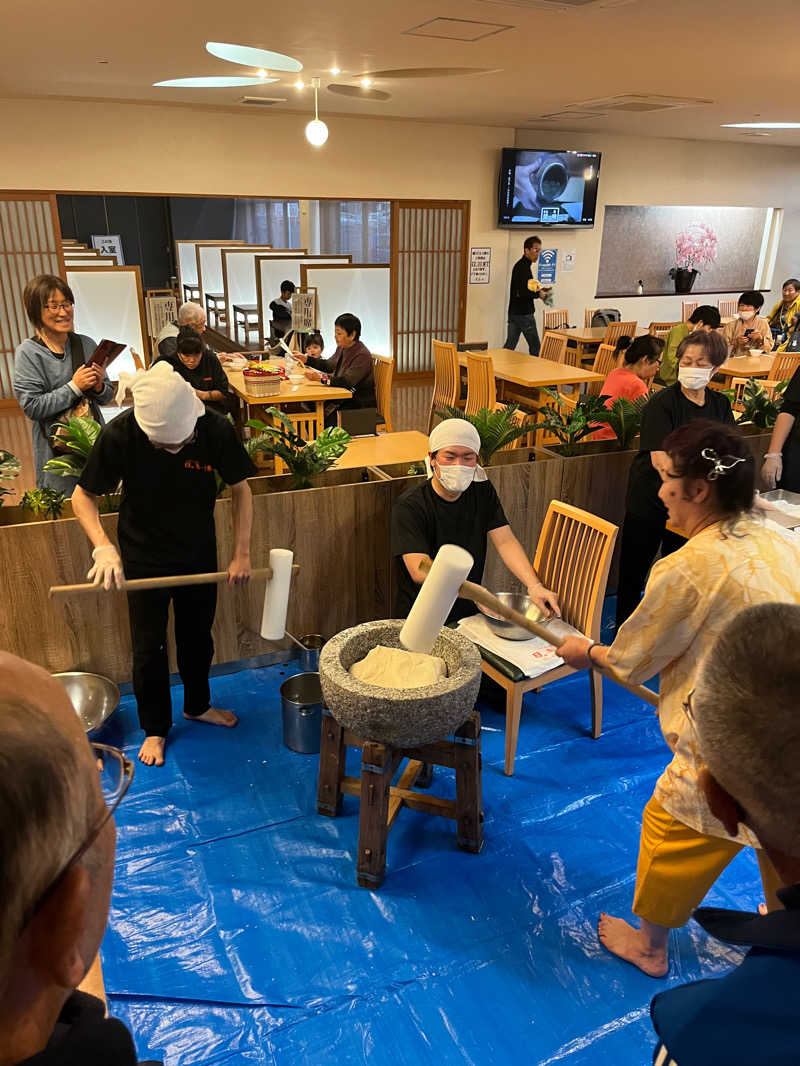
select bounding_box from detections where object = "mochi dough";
[350,645,447,689]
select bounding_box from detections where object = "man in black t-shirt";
[615,330,735,630]
[391,419,560,623]
[504,236,544,355]
[156,325,234,417]
[72,362,256,768]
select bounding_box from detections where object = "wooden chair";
[538,330,568,364]
[588,343,619,395]
[465,352,496,415]
[428,339,462,431]
[273,411,322,474]
[543,309,568,330]
[584,308,598,328]
[372,354,394,433]
[649,321,680,340]
[682,301,698,322]
[763,351,800,390]
[718,298,739,318]
[602,321,637,347]
[478,501,619,775]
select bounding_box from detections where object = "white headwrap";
[129,361,205,444]
[426,418,487,481]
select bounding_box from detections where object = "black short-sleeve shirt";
[391,478,509,622]
[79,408,255,576]
[626,383,735,520]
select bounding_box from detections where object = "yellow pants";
[632,796,782,928]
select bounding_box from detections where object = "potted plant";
[725,377,789,431]
[602,394,648,450]
[0,451,20,505]
[20,487,66,520]
[533,389,611,456]
[668,222,717,294]
[246,409,350,489]
[434,404,535,465]
[43,416,119,512]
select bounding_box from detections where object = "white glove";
[87,545,124,590]
[761,453,783,490]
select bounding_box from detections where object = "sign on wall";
[537,248,558,286]
[291,289,316,333]
[469,246,491,284]
[563,248,576,273]
[91,234,125,264]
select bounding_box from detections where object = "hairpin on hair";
[701,447,747,481]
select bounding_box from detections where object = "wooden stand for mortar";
[317,709,483,889]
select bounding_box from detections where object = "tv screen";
[498,148,601,228]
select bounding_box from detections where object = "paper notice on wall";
[469,246,491,284]
[563,248,577,272]
[291,291,316,333]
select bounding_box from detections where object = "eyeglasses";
[22,743,133,927]
[44,301,73,313]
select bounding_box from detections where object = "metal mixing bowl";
[53,672,120,732]
[477,592,540,641]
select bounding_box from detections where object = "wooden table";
[549,325,647,361]
[225,366,351,430]
[716,354,774,382]
[457,348,603,402]
[232,303,260,346]
[334,430,429,470]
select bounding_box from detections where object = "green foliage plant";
[246,409,350,489]
[435,404,534,465]
[0,451,20,505]
[20,487,66,520]
[534,388,611,456]
[601,394,648,450]
[724,377,789,430]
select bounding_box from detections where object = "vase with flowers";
[668,222,718,293]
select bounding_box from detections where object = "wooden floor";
[0,377,434,501]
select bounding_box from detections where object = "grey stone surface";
[319,620,482,748]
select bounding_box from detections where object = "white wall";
[506,130,800,338]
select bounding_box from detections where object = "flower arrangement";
[670,222,718,275]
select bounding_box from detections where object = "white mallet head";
[399,544,474,655]
[260,548,294,641]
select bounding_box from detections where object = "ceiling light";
[154,76,278,88]
[360,77,372,88]
[330,66,341,75]
[722,122,800,129]
[305,77,328,147]
[295,79,305,89]
[257,68,268,78]
[205,42,302,73]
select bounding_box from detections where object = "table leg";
[315,400,325,433]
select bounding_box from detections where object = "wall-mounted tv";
[498,148,601,228]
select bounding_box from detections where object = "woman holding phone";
[13,274,114,495]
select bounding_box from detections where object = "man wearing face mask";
[391,419,560,623]
[721,291,773,355]
[71,361,255,768]
[615,330,734,630]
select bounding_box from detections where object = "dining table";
[548,325,647,362]
[715,353,775,383]
[457,348,604,406]
[223,363,352,430]
[333,430,429,470]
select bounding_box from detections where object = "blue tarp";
[96,607,760,1065]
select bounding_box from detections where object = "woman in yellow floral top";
[558,419,800,977]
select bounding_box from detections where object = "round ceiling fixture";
[205,42,302,73]
[154,76,278,88]
[327,84,391,101]
[305,78,328,147]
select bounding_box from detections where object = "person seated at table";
[391,418,560,623]
[296,312,375,426]
[156,325,233,417]
[269,281,295,340]
[659,306,720,386]
[649,601,800,1065]
[766,277,800,344]
[303,331,324,362]
[721,291,774,355]
[614,330,733,631]
[557,419,800,979]
[591,334,664,441]
[156,301,208,359]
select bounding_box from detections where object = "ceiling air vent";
[403,18,512,41]
[476,0,635,11]
[239,96,287,106]
[574,93,712,113]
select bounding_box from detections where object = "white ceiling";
[1,0,798,145]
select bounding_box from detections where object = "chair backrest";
[431,339,460,412]
[648,320,680,340]
[589,343,620,395]
[584,308,597,328]
[465,351,495,415]
[682,300,698,322]
[372,353,394,432]
[770,351,800,385]
[538,330,568,364]
[543,309,568,330]
[533,501,619,639]
[591,308,621,328]
[718,298,739,318]
[602,321,637,347]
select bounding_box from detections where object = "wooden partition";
[300,263,391,357]
[175,239,243,302]
[255,254,351,347]
[220,247,301,334]
[196,241,255,304]
[66,265,148,375]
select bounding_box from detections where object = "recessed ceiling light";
[360,77,372,87]
[295,79,305,89]
[257,68,269,78]
[154,76,278,88]
[722,122,800,129]
[205,42,302,73]
[330,66,341,75]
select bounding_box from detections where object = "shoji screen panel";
[66,266,148,378]
[300,264,391,358]
[391,201,468,375]
[0,193,64,406]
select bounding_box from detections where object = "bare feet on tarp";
[184,707,238,728]
[597,913,669,977]
[138,736,166,767]
[758,902,768,915]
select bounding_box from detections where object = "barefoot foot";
[597,913,668,977]
[184,707,238,728]
[138,736,166,767]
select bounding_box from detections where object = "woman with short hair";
[13,274,114,495]
[156,325,233,417]
[558,418,800,977]
[766,278,800,345]
[591,334,664,440]
[721,290,774,355]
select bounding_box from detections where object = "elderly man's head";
[177,301,206,332]
[0,654,118,1055]
[692,603,800,870]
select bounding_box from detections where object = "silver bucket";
[298,634,325,673]
[280,672,323,754]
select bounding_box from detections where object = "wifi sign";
[537,248,558,285]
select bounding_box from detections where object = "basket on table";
[242,367,283,397]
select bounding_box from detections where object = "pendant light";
[305,77,329,147]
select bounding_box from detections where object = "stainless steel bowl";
[477,592,540,641]
[53,672,120,732]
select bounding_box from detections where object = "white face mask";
[436,463,475,494]
[739,310,755,321]
[678,366,714,391]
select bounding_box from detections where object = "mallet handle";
[49,565,299,599]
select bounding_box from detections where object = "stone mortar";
[318,619,482,748]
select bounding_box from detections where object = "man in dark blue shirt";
[651,602,800,1066]
[504,236,543,355]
